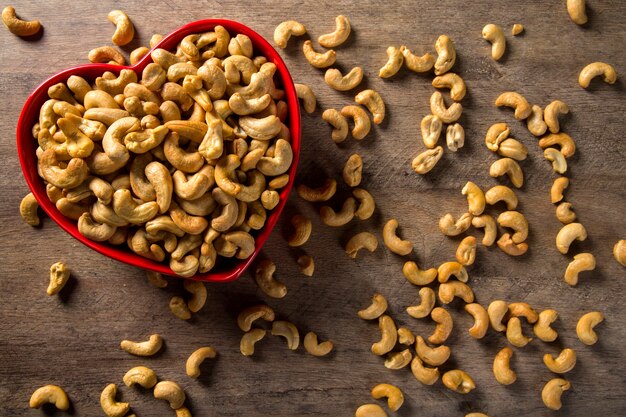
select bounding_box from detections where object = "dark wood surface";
[1,1,625,416]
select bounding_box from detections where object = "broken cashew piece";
[456,236,477,266]
[406,287,436,319]
[297,255,315,276]
[383,218,413,256]
[371,315,397,355]
[564,253,595,286]
[100,384,129,417]
[303,332,333,356]
[120,333,163,356]
[358,293,388,320]
[379,46,404,78]
[556,222,587,254]
[274,20,306,48]
[355,89,385,124]
[446,123,465,152]
[240,328,266,356]
[567,0,587,25]
[371,383,404,412]
[442,370,475,394]
[325,67,363,91]
[48,261,70,295]
[579,62,617,88]
[482,24,506,60]
[2,6,41,36]
[495,92,531,120]
[398,327,415,345]
[186,346,217,378]
[403,261,437,286]
[542,378,571,410]
[512,23,524,36]
[534,309,559,342]
[493,347,516,385]
[154,380,186,409]
[29,385,70,411]
[318,15,351,48]
[544,348,577,374]
[272,320,300,350]
[346,232,378,259]
[412,146,444,174]
[576,311,604,345]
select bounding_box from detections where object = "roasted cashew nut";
[488,300,508,332]
[551,177,569,204]
[406,287,436,318]
[346,232,378,259]
[186,346,217,378]
[29,385,70,410]
[576,311,604,345]
[472,214,497,246]
[120,334,163,356]
[446,123,465,151]
[482,24,506,60]
[358,293,388,320]
[240,328,266,356]
[455,236,476,266]
[527,105,548,136]
[493,347,516,385]
[564,253,595,286]
[78,212,117,241]
[430,91,462,123]
[255,259,287,298]
[497,211,528,244]
[412,146,444,174]
[485,122,509,151]
[429,307,453,344]
[401,45,435,73]
[353,188,376,220]
[303,332,333,356]
[271,320,300,350]
[297,179,337,202]
[355,404,388,417]
[434,34,456,75]
[495,92,531,120]
[371,314,397,355]
[108,10,134,46]
[507,301,539,323]
[415,336,450,366]
[39,148,89,189]
[544,148,568,173]
[437,261,468,283]
[542,378,571,410]
[48,261,70,296]
[88,46,126,65]
[398,327,415,345]
[489,157,524,188]
[567,0,587,25]
[421,115,443,148]
[614,240,626,266]
[432,72,466,101]
[302,40,336,68]
[497,138,528,161]
[410,356,439,385]
[183,279,207,312]
[296,255,315,276]
[439,212,472,236]
[544,348,577,374]
[379,46,404,78]
[322,109,349,143]
[123,366,157,389]
[100,384,129,417]
[556,222,587,254]
[154,380,186,409]
[237,304,275,331]
[320,197,356,227]
[485,185,518,210]
[462,181,485,216]
[343,153,363,187]
[442,370,475,394]
[318,15,351,48]
[371,383,404,411]
[579,62,617,88]
[3,6,40,36]
[506,317,532,347]
[324,67,364,91]
[274,20,306,48]
[534,309,559,342]
[341,105,371,140]
[544,100,569,134]
[20,192,40,226]
[464,303,489,339]
[438,281,474,304]
[383,218,413,256]
[354,90,385,125]
[539,132,576,158]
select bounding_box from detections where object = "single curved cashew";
[412,146,444,174]
[257,139,292,176]
[48,261,70,296]
[579,62,617,88]
[506,317,532,347]
[567,0,587,25]
[507,302,539,323]
[222,55,256,85]
[488,300,508,332]
[274,20,306,48]
[495,92,531,120]
[439,281,474,304]
[320,197,356,227]
[497,138,528,161]
[167,63,198,84]
[294,83,316,114]
[564,253,595,286]
[614,240,626,266]
[430,91,462,123]
[400,45,435,73]
[371,384,404,412]
[120,333,163,356]
[84,108,131,127]
[497,211,528,244]
[318,15,350,47]
[456,236,477,266]
[341,105,371,140]
[345,232,378,259]
[527,105,548,136]
[437,261,468,283]
[442,370,475,394]
[186,346,217,378]
[539,132,576,158]
[240,328,266,356]
[260,189,279,211]
[406,287,436,318]
[123,366,157,389]
[144,161,173,213]
[322,109,349,143]
[29,385,69,410]
[38,148,88,189]
[325,67,363,91]
[108,10,134,46]
[544,100,569,134]
[100,384,129,417]
[410,355,439,385]
[379,46,404,78]
[420,115,442,148]
[238,304,275,332]
[464,303,489,339]
[372,315,397,355]
[485,185,518,211]
[2,6,40,36]
[229,93,271,116]
[534,309,559,342]
[415,336,450,366]
[239,115,281,141]
[297,179,336,202]
[544,348,577,374]
[542,378,571,410]
[482,24,506,60]
[576,311,604,345]
[383,219,413,255]
[358,293,388,320]
[20,193,40,226]
[398,327,415,345]
[493,347,516,385]
[461,181,485,216]
[228,33,253,57]
[85,90,120,110]
[490,157,524,188]
[485,122,509,151]
[78,212,117,241]
[551,177,569,204]
[429,307,453,344]
[56,198,89,220]
[154,381,186,409]
[269,321,300,352]
[355,404,388,417]
[255,259,287,298]
[283,214,311,247]
[183,279,207,312]
[66,75,91,103]
[556,222,587,254]
[88,46,126,65]
[446,123,465,152]
[170,295,193,317]
[303,332,333,356]
[130,46,149,64]
[439,212,472,236]
[434,35,456,75]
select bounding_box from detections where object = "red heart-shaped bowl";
[16,19,300,282]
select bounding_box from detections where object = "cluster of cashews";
[33,25,296,277]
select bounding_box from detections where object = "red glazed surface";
[16,19,301,282]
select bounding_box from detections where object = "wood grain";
[1,1,625,416]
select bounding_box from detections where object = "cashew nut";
[108,10,134,46]
[434,35,456,75]
[2,6,40,36]
[497,138,528,161]
[402,261,437,286]
[438,281,474,304]
[397,327,415,345]
[412,146,444,174]
[384,349,412,369]
[382,218,412,255]
[343,153,363,187]
[489,157,524,188]
[464,303,489,339]
[320,197,356,227]
[542,378,571,410]
[302,40,336,68]
[439,212,472,237]
[240,328,266,356]
[512,23,525,36]
[123,366,157,389]
[544,348,577,374]
[355,404,388,417]
[539,132,576,158]
[544,100,569,134]
[20,192,40,226]
[485,122,510,151]
[534,309,559,342]
[488,300,508,332]
[482,24,506,60]
[48,261,70,296]
[39,148,89,189]
[438,261,468,283]
[120,333,163,356]
[346,232,378,259]
[371,383,404,412]
[420,115,443,148]
[567,0,587,25]
[293,84,316,115]
[186,346,217,378]
[551,177,569,204]
[495,92,531,120]
[237,304,275,332]
[100,384,129,417]
[576,311,604,345]
[498,231,528,255]
[271,320,300,350]
[358,293,388,320]
[429,307,453,344]
[485,185,518,210]
[29,385,69,411]
[415,336,450,366]
[579,62,617,88]
[462,181,485,216]
[78,212,117,241]
[355,89,385,125]
[154,380,186,409]
[497,211,528,244]
[442,370,475,394]
[564,252,595,286]
[614,240,626,266]
[410,355,439,385]
[183,279,207,312]
[322,109,349,143]
[493,347,516,385]
[297,178,336,202]
[325,67,364,91]
[287,214,312,247]
[446,123,465,152]
[88,46,126,65]
[527,105,548,137]
[255,259,287,298]
[406,287,436,319]
[318,15,351,48]
[432,72,466,101]
[273,20,306,48]
[556,222,587,254]
[341,105,371,140]
[430,91,462,123]
[506,317,532,347]
[353,188,376,220]
[472,214,498,246]
[372,315,397,355]
[379,46,404,78]
[303,332,333,356]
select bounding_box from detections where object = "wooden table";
[1,1,625,416]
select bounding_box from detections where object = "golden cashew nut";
[544,348,577,374]
[255,259,287,298]
[430,91,462,123]
[297,255,315,276]
[442,370,475,394]
[48,261,70,296]
[325,67,364,91]
[512,23,525,35]
[39,148,89,189]
[485,122,510,151]
[544,100,569,134]
[211,188,238,232]
[456,236,476,266]
[488,300,508,332]
[421,115,443,148]
[556,222,587,254]
[497,211,528,244]
[120,333,163,356]
[320,197,356,227]
[551,176,569,204]
[527,105,548,137]
[506,317,532,347]
[237,304,275,331]
[384,349,412,369]
[273,20,306,48]
[434,34,456,75]
[355,404,388,417]
[482,24,506,60]
[534,309,559,342]
[123,366,157,389]
[579,62,617,88]
[539,133,576,158]
[20,192,40,226]
[186,346,217,378]
[271,320,300,350]
[240,328,266,356]
[130,47,149,65]
[397,327,415,345]
[183,279,207,312]
[543,147,567,175]
[485,185,518,210]
[322,109,349,143]
[497,138,528,161]
[229,93,272,116]
[345,232,378,259]
[564,253,595,286]
[507,302,539,323]
[472,214,497,246]
[302,40,336,68]
[410,356,439,385]
[383,218,413,256]
[412,146,444,174]
[402,261,437,286]
[406,287,436,318]
[287,214,312,247]
[371,383,404,411]
[295,83,316,114]
[343,153,363,187]
[100,384,129,417]
[576,311,604,345]
[303,332,333,356]
[415,336,450,366]
[108,10,134,46]
[29,385,69,410]
[341,105,371,140]
[318,15,351,48]
[371,315,397,355]
[439,212,472,236]
[462,181,485,216]
[379,46,404,78]
[429,307,453,344]
[355,89,385,125]
[567,0,587,25]
[614,240,626,266]
[542,378,571,410]
[238,115,281,141]
[464,303,489,339]
[78,212,117,241]
[261,190,280,210]
[432,72,466,101]
[353,188,376,220]
[438,281,474,304]
[446,123,465,151]
[112,189,159,224]
[153,380,186,409]
[2,6,40,36]
[489,157,524,188]
[88,46,126,65]
[358,293,388,320]
[437,261,468,283]
[401,45,435,73]
[493,347,516,385]
[495,92,531,120]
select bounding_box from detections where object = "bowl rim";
[16,18,301,282]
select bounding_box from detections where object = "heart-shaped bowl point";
[16,19,301,282]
